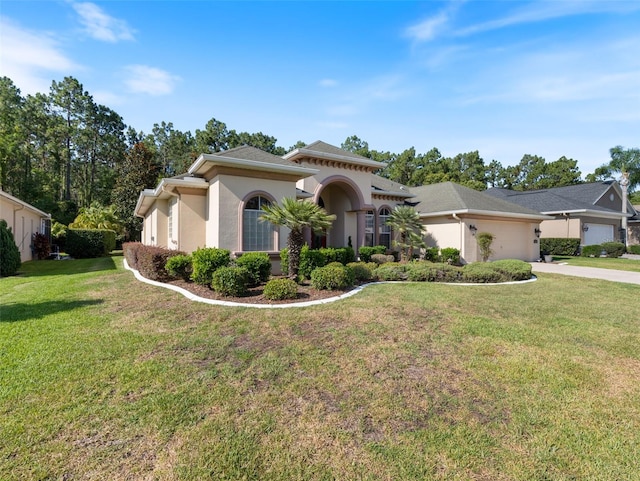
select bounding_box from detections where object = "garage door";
[584,224,614,245]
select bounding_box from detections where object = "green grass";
[2,256,639,480]
[553,255,640,272]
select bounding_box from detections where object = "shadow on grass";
[1,299,104,323]
[16,256,118,278]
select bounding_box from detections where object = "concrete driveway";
[531,262,640,285]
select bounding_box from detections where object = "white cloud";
[123,65,180,96]
[71,2,135,42]
[0,18,81,94]
[405,11,450,42]
[319,78,338,88]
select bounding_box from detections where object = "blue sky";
[2,0,639,176]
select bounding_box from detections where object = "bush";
[540,238,580,256]
[581,245,602,257]
[65,229,116,258]
[136,246,185,282]
[423,247,440,262]
[123,242,143,269]
[263,278,298,300]
[165,254,193,281]
[235,251,272,286]
[373,262,408,281]
[358,245,387,262]
[310,263,355,290]
[601,242,625,258]
[31,232,50,260]
[191,247,231,285]
[406,262,462,282]
[51,221,67,253]
[488,259,532,281]
[476,233,494,262]
[371,253,395,265]
[211,266,249,296]
[440,247,461,265]
[462,262,504,283]
[299,245,327,279]
[629,245,640,255]
[0,219,21,277]
[347,262,375,282]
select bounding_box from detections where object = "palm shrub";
[211,266,249,296]
[263,278,298,300]
[386,206,425,262]
[191,247,231,285]
[235,251,271,286]
[0,220,21,277]
[476,232,494,262]
[165,254,193,281]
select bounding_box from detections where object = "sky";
[1,0,639,176]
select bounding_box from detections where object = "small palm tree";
[69,203,124,235]
[386,205,425,262]
[260,198,336,280]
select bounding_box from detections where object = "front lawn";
[1,256,639,480]
[553,255,640,272]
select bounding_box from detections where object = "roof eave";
[285,148,386,170]
[419,208,552,221]
[189,154,318,177]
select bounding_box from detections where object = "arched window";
[379,207,392,249]
[243,195,276,251]
[365,210,375,246]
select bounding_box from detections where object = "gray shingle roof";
[371,175,414,198]
[302,140,371,162]
[410,182,545,217]
[212,145,300,168]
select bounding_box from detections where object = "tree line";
[1,75,637,241]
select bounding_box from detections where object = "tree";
[260,198,336,280]
[194,117,230,153]
[0,219,21,277]
[69,203,124,235]
[386,205,425,262]
[146,121,195,176]
[587,146,640,192]
[341,135,371,158]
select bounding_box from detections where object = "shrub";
[31,232,50,260]
[347,261,374,282]
[488,259,532,281]
[0,219,21,277]
[406,262,462,282]
[123,242,143,269]
[629,245,640,255]
[601,241,625,258]
[462,262,504,283]
[51,221,67,253]
[191,247,231,285]
[211,266,249,297]
[65,229,116,258]
[310,263,355,290]
[423,247,440,262]
[136,246,185,282]
[581,245,602,257]
[299,245,326,279]
[476,233,494,262]
[373,262,408,281]
[540,238,581,256]
[235,252,272,286]
[440,247,461,265]
[371,253,395,265]
[165,254,193,281]
[263,278,298,300]
[358,245,387,262]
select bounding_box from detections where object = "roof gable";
[284,140,384,172]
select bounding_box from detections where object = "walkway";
[531,262,640,285]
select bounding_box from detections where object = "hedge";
[601,242,625,258]
[581,245,602,257]
[123,242,144,269]
[358,245,387,262]
[629,245,640,255]
[66,229,116,258]
[136,246,186,282]
[540,238,581,256]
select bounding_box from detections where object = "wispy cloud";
[123,65,180,96]
[71,2,135,42]
[0,17,81,94]
[405,11,450,42]
[319,78,338,88]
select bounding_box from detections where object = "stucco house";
[0,190,51,262]
[135,141,548,269]
[485,181,638,246]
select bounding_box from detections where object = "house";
[411,182,551,263]
[135,141,547,270]
[0,190,51,262]
[485,182,638,246]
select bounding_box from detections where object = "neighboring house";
[410,182,551,263]
[136,142,548,269]
[629,205,640,246]
[0,190,51,262]
[485,182,638,246]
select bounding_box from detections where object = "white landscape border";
[124,259,537,309]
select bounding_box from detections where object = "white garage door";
[584,224,614,245]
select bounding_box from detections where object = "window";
[379,208,392,249]
[365,210,375,246]
[168,199,174,241]
[243,195,276,251]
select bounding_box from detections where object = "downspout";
[162,185,181,250]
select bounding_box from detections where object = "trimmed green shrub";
[406,262,462,282]
[65,228,116,258]
[540,238,581,256]
[235,251,272,286]
[476,233,494,262]
[601,242,625,258]
[581,245,602,257]
[123,242,143,269]
[358,245,387,262]
[310,263,355,290]
[462,262,504,283]
[488,259,532,281]
[0,219,21,277]
[423,247,440,262]
[373,262,408,281]
[263,278,299,300]
[629,245,640,255]
[211,266,249,296]
[347,262,375,282]
[165,254,193,281]
[371,253,395,265]
[191,247,231,285]
[136,246,185,282]
[299,245,327,279]
[440,247,461,265]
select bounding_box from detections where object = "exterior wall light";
[469,224,478,236]
[534,227,542,238]
[582,225,589,232]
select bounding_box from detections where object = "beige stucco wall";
[540,217,582,239]
[146,200,168,247]
[297,163,373,207]
[174,192,206,253]
[1,194,48,262]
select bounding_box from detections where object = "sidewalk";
[531,262,640,285]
